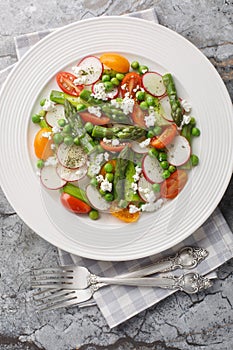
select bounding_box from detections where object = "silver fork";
[31,246,208,290]
[33,272,212,311]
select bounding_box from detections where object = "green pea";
[53,133,63,145]
[111,77,120,86]
[138,65,148,75]
[104,193,114,202]
[147,130,154,138]
[36,159,44,169]
[90,178,98,187]
[102,74,111,82]
[131,61,139,70]
[146,95,155,106]
[136,91,145,101]
[110,70,117,78]
[73,137,80,146]
[64,136,74,146]
[191,154,199,166]
[38,110,46,118]
[40,98,46,107]
[158,152,167,161]
[168,165,176,173]
[152,183,160,192]
[57,118,66,127]
[160,161,169,169]
[89,210,99,220]
[153,126,162,136]
[32,114,41,123]
[63,124,72,134]
[99,189,106,196]
[162,170,171,179]
[76,104,86,112]
[105,173,114,182]
[140,101,148,110]
[104,163,113,173]
[116,73,125,81]
[104,81,114,91]
[190,117,196,126]
[84,122,94,133]
[148,148,158,158]
[191,127,201,137]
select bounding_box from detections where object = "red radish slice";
[40,165,66,190]
[57,143,87,169]
[57,163,87,182]
[86,184,111,211]
[142,154,164,184]
[166,135,191,166]
[138,175,160,202]
[160,95,173,122]
[131,140,149,154]
[77,56,103,85]
[142,72,166,97]
[92,81,119,99]
[45,104,65,128]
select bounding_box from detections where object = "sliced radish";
[40,165,66,190]
[166,135,191,166]
[160,95,173,122]
[92,81,119,99]
[86,184,111,211]
[56,163,87,182]
[138,175,160,202]
[76,56,103,85]
[142,72,166,97]
[131,140,149,154]
[57,143,87,169]
[45,104,65,128]
[142,154,164,184]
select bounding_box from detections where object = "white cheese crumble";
[110,95,135,115]
[112,139,120,146]
[87,106,102,118]
[131,182,138,193]
[180,99,192,113]
[132,166,142,182]
[42,131,52,140]
[138,186,150,194]
[103,137,112,144]
[91,82,108,101]
[141,198,164,212]
[178,114,192,130]
[89,163,101,175]
[74,76,88,85]
[50,144,56,150]
[42,99,55,112]
[96,174,104,183]
[95,153,104,165]
[100,179,112,192]
[144,113,155,128]
[44,156,57,166]
[104,152,110,161]
[129,204,141,214]
[139,138,151,148]
[52,126,61,133]
[144,190,156,203]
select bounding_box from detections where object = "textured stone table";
[0,1,233,349]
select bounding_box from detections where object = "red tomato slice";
[150,124,177,149]
[100,140,129,152]
[60,192,91,214]
[131,103,146,128]
[160,170,188,199]
[120,72,142,98]
[79,112,110,125]
[56,72,83,96]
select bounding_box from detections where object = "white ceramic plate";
[0,17,232,261]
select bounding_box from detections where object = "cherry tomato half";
[131,103,146,128]
[111,207,140,223]
[120,72,142,98]
[79,112,110,125]
[34,127,54,160]
[60,192,91,214]
[160,170,188,199]
[150,124,177,149]
[99,53,130,73]
[100,140,129,153]
[56,72,83,97]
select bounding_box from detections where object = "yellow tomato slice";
[34,127,53,160]
[111,207,140,223]
[100,53,130,73]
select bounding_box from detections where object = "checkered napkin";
[1,8,233,328]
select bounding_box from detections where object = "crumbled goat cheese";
[141,198,164,212]
[139,138,151,148]
[110,99,121,109]
[133,173,140,182]
[91,82,108,100]
[96,174,104,183]
[138,187,150,194]
[42,99,55,112]
[100,179,112,192]
[104,152,110,161]
[87,106,102,118]
[145,190,156,203]
[121,96,135,114]
[112,139,120,146]
[44,156,57,166]
[180,99,192,113]
[103,138,112,144]
[89,163,101,175]
[50,144,56,150]
[178,114,192,130]
[131,182,138,193]
[121,83,126,90]
[133,166,142,182]
[129,204,140,214]
[74,76,88,85]
[42,131,52,140]
[52,126,61,133]
[144,113,155,128]
[95,153,104,165]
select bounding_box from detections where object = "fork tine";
[32,266,74,273]
[37,295,80,312]
[31,282,73,289]
[31,272,73,279]
[34,289,76,303]
[31,277,73,284]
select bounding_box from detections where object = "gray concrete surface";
[0,0,233,349]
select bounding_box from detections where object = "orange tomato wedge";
[34,127,54,160]
[111,207,140,223]
[99,53,130,73]
[100,159,116,177]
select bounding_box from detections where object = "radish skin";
[142,154,164,184]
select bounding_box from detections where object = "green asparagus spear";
[92,125,146,140]
[162,73,183,127]
[114,146,131,201]
[50,90,87,109]
[125,161,140,202]
[62,182,90,205]
[64,100,96,154]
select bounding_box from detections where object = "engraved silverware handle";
[97,272,212,294]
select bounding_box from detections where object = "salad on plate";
[32,53,200,223]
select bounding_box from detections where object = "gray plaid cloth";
[1,8,233,328]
